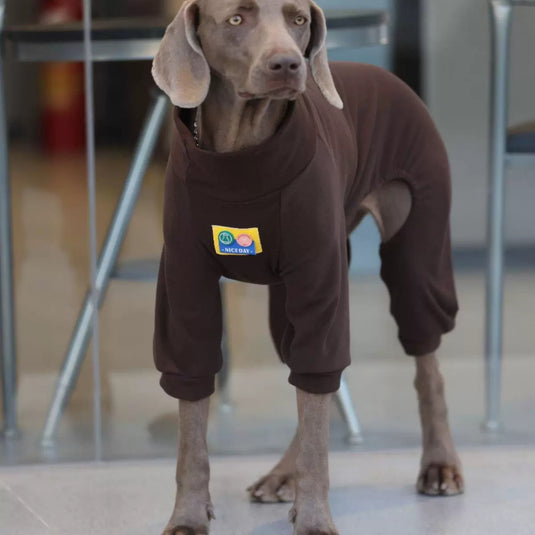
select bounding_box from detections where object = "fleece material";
[153,62,458,401]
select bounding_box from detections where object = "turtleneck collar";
[173,92,318,202]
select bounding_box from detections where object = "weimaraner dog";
[152,1,464,533]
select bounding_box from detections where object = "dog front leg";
[415,353,464,496]
[163,397,215,535]
[290,388,339,535]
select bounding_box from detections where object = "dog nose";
[267,54,302,75]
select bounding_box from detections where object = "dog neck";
[197,74,290,153]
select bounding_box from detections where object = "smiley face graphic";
[236,234,253,247]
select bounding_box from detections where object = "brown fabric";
[153,62,458,401]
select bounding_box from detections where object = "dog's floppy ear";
[307,1,343,110]
[152,1,210,108]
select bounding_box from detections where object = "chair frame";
[0,0,18,439]
[485,0,535,431]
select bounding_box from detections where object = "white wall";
[423,0,535,246]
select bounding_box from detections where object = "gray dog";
[152,1,464,533]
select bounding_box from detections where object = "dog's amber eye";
[228,15,243,26]
[294,15,307,26]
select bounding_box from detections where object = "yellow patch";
[212,225,263,256]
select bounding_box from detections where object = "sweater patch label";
[212,226,263,256]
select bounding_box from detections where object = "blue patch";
[219,243,257,255]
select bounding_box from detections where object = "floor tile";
[0,485,51,535]
[2,447,535,534]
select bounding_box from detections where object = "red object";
[40,0,85,154]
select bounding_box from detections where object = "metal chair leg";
[40,93,169,447]
[335,375,363,444]
[0,2,19,439]
[484,0,513,432]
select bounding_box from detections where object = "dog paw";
[163,519,212,535]
[164,527,208,535]
[288,506,297,523]
[289,502,339,535]
[247,471,295,503]
[292,523,339,535]
[162,501,215,535]
[417,463,465,496]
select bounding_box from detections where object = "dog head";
[152,0,343,109]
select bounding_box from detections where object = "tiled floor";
[2,446,535,534]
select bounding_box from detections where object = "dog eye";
[294,15,307,26]
[228,15,244,26]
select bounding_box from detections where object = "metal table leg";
[484,0,513,432]
[335,376,363,444]
[41,92,169,446]
[0,0,19,440]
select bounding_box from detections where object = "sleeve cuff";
[160,373,215,401]
[400,334,442,357]
[288,370,343,394]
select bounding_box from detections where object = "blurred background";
[1,0,534,469]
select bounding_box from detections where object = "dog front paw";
[164,527,207,535]
[162,497,215,535]
[289,499,339,535]
[417,462,464,497]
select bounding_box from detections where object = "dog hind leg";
[414,354,464,496]
[247,429,298,502]
[246,283,298,503]
[370,178,463,496]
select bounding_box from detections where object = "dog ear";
[152,1,210,108]
[307,1,343,110]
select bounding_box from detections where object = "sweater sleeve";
[153,162,223,401]
[278,177,351,394]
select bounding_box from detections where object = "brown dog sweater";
[153,62,458,401]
